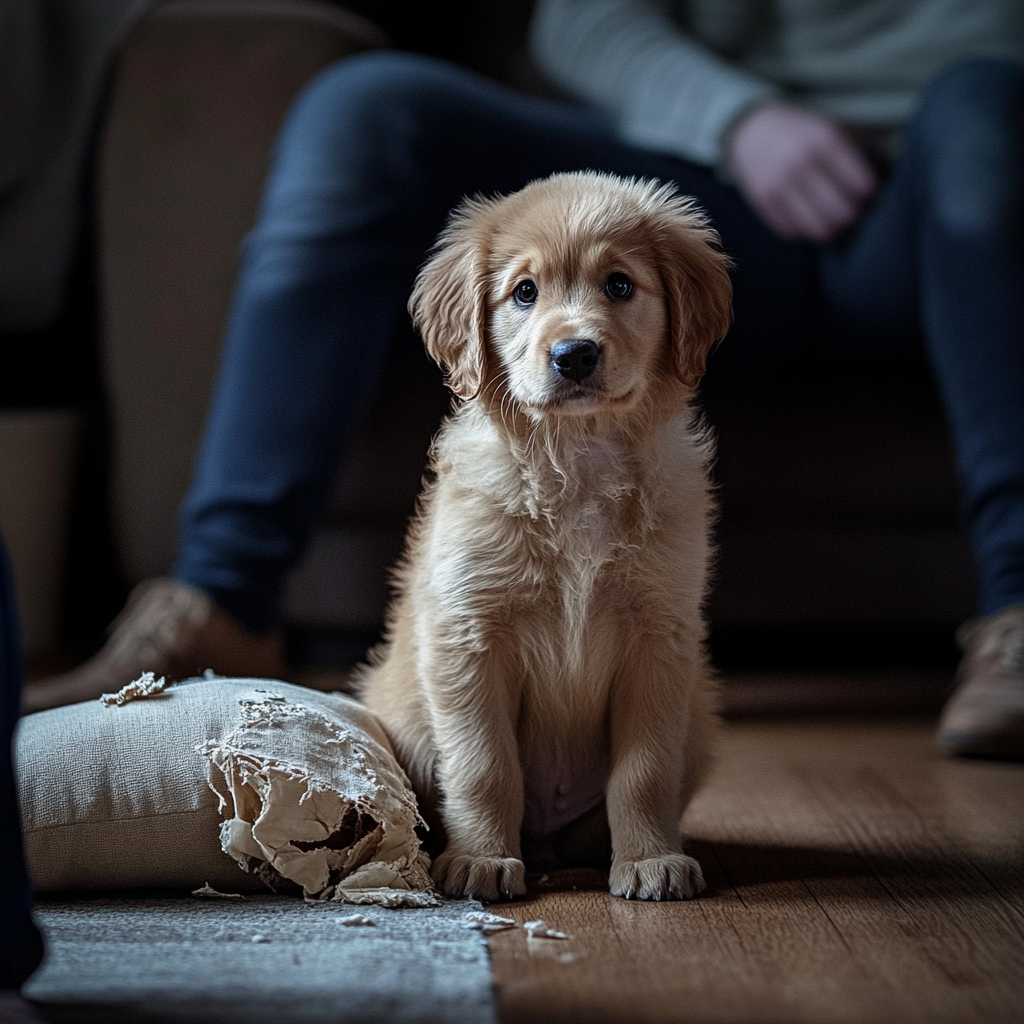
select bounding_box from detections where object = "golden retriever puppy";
[356,171,732,902]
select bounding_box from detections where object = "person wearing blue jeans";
[27,6,1024,759]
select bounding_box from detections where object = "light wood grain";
[488,717,1024,1024]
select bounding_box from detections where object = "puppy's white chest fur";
[427,413,677,837]
[442,411,639,654]
[534,443,630,639]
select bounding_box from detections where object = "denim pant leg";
[174,51,810,633]
[819,58,1024,616]
[0,537,44,989]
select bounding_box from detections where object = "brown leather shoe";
[22,578,286,714]
[936,606,1024,761]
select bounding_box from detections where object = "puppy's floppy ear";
[409,196,495,400]
[654,191,733,389]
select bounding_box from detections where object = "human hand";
[725,102,878,242]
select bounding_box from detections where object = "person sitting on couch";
[26,0,1024,760]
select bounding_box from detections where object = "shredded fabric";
[462,911,517,933]
[101,671,168,706]
[197,687,434,907]
[524,919,571,939]
[335,887,440,908]
[337,914,376,927]
[191,883,245,899]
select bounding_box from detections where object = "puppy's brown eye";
[605,273,633,301]
[513,280,538,306]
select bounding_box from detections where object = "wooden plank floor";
[487,715,1024,1024]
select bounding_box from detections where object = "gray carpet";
[22,894,498,1024]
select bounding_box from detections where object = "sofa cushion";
[16,677,431,899]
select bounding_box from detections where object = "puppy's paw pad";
[432,853,526,901]
[610,854,705,901]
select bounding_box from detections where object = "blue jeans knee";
[246,51,516,285]
[907,56,1024,239]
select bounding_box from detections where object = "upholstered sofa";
[95,0,976,668]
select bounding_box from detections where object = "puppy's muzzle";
[550,339,600,383]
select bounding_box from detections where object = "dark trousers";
[174,52,1024,631]
[1,536,44,989]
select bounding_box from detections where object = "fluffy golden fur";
[355,171,732,901]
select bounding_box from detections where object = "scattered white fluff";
[523,919,570,939]
[101,672,168,706]
[462,911,517,933]
[335,887,440,908]
[191,882,244,899]
[337,914,376,927]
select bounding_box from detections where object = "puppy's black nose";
[551,339,600,382]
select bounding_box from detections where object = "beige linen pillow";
[16,678,432,900]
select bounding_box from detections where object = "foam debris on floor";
[192,883,245,899]
[524,919,571,939]
[462,911,517,933]
[332,886,440,907]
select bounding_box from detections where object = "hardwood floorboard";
[487,715,1024,1024]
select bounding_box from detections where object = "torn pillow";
[196,685,431,900]
[16,678,432,903]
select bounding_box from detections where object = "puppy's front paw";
[610,854,705,901]
[431,851,527,901]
